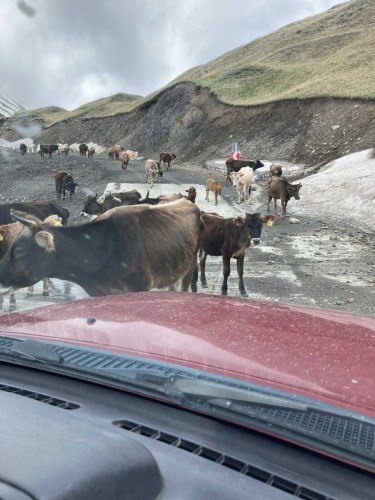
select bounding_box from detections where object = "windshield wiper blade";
[1,339,63,365]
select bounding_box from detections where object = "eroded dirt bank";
[1,83,374,169]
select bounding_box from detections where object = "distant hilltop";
[0,94,28,117]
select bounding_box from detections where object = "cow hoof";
[43,292,49,296]
[221,291,228,296]
[241,291,249,298]
[201,283,208,288]
[26,293,32,298]
[9,305,17,312]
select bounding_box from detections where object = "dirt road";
[0,149,374,316]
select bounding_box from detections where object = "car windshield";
[0,0,374,485]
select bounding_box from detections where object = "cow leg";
[26,285,34,298]
[181,261,198,293]
[236,256,248,297]
[9,293,17,311]
[281,199,287,218]
[0,294,3,310]
[221,254,231,296]
[205,189,209,202]
[42,277,49,296]
[200,251,208,288]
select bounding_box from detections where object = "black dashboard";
[0,363,373,500]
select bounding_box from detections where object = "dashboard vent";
[0,384,80,410]
[115,420,331,499]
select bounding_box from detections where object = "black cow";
[55,171,78,202]
[40,144,59,158]
[200,212,265,297]
[19,143,27,155]
[79,144,88,156]
[159,152,177,171]
[225,158,264,184]
[0,201,69,226]
[0,199,203,297]
[268,177,302,218]
[80,193,123,218]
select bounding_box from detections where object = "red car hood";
[0,292,374,417]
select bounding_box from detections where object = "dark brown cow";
[159,152,176,171]
[200,212,265,297]
[55,171,78,202]
[0,199,203,297]
[40,144,59,158]
[0,200,69,226]
[79,144,88,156]
[19,143,27,155]
[268,177,302,218]
[185,187,197,203]
[225,158,264,184]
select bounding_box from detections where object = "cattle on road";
[225,158,264,184]
[0,201,69,226]
[55,171,78,202]
[40,144,59,158]
[268,177,302,218]
[0,199,203,297]
[200,212,264,297]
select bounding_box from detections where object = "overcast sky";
[0,0,347,111]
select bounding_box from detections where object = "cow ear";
[35,231,55,253]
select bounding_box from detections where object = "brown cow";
[120,152,131,172]
[87,147,95,157]
[0,212,62,311]
[19,143,27,155]
[114,144,124,159]
[108,147,115,159]
[0,199,203,297]
[55,171,77,202]
[40,144,59,158]
[268,177,302,218]
[205,179,223,206]
[185,187,197,203]
[159,152,176,171]
[200,212,265,297]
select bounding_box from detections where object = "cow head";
[245,212,264,245]
[287,182,302,200]
[0,217,56,294]
[81,194,102,216]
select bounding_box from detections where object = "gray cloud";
[0,0,346,111]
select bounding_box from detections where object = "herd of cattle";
[0,147,303,310]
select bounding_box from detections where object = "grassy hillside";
[24,93,142,127]
[170,0,375,105]
[24,0,375,127]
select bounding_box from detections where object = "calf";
[268,177,302,218]
[185,187,197,203]
[205,179,223,206]
[200,212,265,297]
[225,158,264,184]
[230,166,254,203]
[79,143,88,156]
[120,152,131,172]
[55,171,78,202]
[145,159,163,187]
[159,152,176,171]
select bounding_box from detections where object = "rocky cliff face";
[1,83,374,167]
